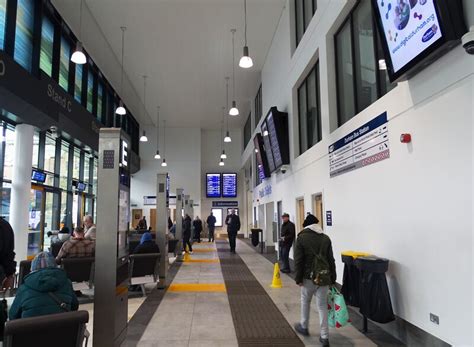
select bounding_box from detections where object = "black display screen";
[266,112,283,169]
[261,122,276,173]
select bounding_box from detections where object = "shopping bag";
[327,286,350,328]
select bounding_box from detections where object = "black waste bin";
[250,228,263,252]
[341,254,361,307]
[355,256,395,324]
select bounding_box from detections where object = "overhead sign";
[212,201,238,208]
[222,173,237,198]
[329,112,390,178]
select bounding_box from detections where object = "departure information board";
[261,122,276,172]
[266,112,283,169]
[222,173,237,198]
[206,173,221,198]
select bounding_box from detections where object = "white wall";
[244,0,474,345]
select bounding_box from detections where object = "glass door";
[28,187,44,259]
[42,190,60,252]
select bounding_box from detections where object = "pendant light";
[219,159,225,166]
[220,109,227,159]
[161,119,167,167]
[220,150,227,159]
[224,81,232,143]
[139,75,148,142]
[229,29,239,116]
[154,106,161,159]
[71,0,87,64]
[115,27,127,115]
[239,0,253,69]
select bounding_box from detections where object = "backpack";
[309,236,332,286]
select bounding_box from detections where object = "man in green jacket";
[293,214,336,347]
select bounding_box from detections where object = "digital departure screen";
[206,173,221,198]
[266,112,283,169]
[261,122,276,172]
[374,0,442,74]
[31,170,46,183]
[76,182,87,192]
[222,173,237,198]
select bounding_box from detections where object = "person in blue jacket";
[9,251,78,320]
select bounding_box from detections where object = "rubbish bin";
[250,228,263,253]
[341,251,370,307]
[355,256,395,324]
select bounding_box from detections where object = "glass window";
[97,83,103,120]
[336,20,355,125]
[74,63,83,103]
[3,127,15,181]
[254,84,262,128]
[335,1,395,126]
[0,182,12,220]
[72,149,80,180]
[44,135,55,186]
[295,0,317,47]
[59,142,69,190]
[0,0,7,50]
[87,70,93,113]
[32,132,39,168]
[298,78,307,153]
[14,0,35,71]
[59,37,71,91]
[60,191,68,228]
[243,113,251,150]
[84,154,90,183]
[40,17,54,77]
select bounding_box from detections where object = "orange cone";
[270,262,282,288]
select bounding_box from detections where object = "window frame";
[295,0,317,47]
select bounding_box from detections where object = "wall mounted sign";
[212,201,238,208]
[329,112,390,178]
[326,211,333,227]
[258,185,272,198]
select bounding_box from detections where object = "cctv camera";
[280,165,289,174]
[461,26,474,55]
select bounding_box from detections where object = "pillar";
[156,173,169,288]
[10,124,34,262]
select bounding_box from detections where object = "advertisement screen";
[375,0,442,73]
[206,173,221,198]
[266,113,283,169]
[211,208,223,227]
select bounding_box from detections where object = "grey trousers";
[300,279,329,339]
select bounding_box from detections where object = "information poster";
[222,173,237,198]
[376,0,442,73]
[206,173,221,198]
[329,112,390,178]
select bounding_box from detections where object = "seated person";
[56,227,95,264]
[133,232,159,254]
[83,215,96,241]
[9,252,78,319]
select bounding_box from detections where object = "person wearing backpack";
[293,213,336,347]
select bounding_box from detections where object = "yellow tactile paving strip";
[168,283,226,292]
[182,258,220,263]
[189,248,217,253]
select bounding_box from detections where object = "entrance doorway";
[277,201,282,238]
[312,194,324,229]
[28,185,60,259]
[296,198,305,234]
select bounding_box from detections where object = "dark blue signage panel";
[326,211,333,226]
[206,173,221,198]
[222,173,237,198]
[212,201,238,208]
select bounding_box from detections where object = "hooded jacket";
[9,268,78,320]
[133,233,160,254]
[294,224,336,285]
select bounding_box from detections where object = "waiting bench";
[129,253,160,296]
[60,257,95,291]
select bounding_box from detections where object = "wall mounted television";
[372,0,467,82]
[260,121,276,173]
[253,133,271,178]
[222,173,237,198]
[31,170,46,183]
[262,107,289,172]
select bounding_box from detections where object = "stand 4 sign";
[329,112,390,178]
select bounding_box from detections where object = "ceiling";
[56,0,285,130]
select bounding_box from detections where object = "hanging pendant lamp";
[229,29,239,116]
[239,0,253,68]
[115,27,127,115]
[161,119,167,167]
[154,106,161,159]
[139,75,148,142]
[223,85,232,143]
[219,158,225,166]
[220,150,227,159]
[71,0,87,64]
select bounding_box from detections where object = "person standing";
[293,214,336,347]
[225,209,240,253]
[0,217,16,289]
[279,213,295,273]
[193,216,203,243]
[83,215,96,241]
[206,212,216,242]
[182,214,193,254]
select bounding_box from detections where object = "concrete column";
[189,199,194,220]
[175,189,184,258]
[10,124,34,262]
[156,173,168,288]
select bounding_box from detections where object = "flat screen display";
[206,173,221,198]
[375,0,442,74]
[253,134,271,178]
[31,170,46,183]
[76,182,87,192]
[211,208,223,227]
[261,122,276,172]
[222,173,237,198]
[266,112,283,169]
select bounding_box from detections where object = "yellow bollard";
[270,262,282,288]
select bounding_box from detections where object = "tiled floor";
[126,239,386,347]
